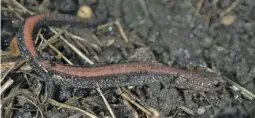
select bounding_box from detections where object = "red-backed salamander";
[16,13,224,91]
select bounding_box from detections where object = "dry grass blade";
[115,21,129,43]
[48,98,99,118]
[1,62,15,82]
[122,99,139,118]
[49,27,95,65]
[37,28,63,50]
[1,59,16,70]
[0,78,14,95]
[116,88,153,116]
[64,96,83,105]
[96,22,115,30]
[2,84,21,118]
[6,4,24,20]
[0,50,12,57]
[24,72,44,81]
[38,32,74,65]
[64,30,102,50]
[11,0,35,15]
[192,0,204,24]
[96,85,116,118]
[220,0,241,17]
[1,59,22,82]
[179,106,195,115]
[138,0,149,17]
[224,77,255,100]
[97,21,130,44]
[147,108,160,118]
[16,96,44,118]
[120,87,143,104]
[0,78,14,96]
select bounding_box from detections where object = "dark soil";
[1,0,255,118]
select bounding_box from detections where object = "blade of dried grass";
[48,98,99,118]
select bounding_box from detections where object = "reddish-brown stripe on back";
[39,60,193,77]
[24,14,44,56]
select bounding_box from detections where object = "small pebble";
[221,15,235,25]
[77,5,93,18]
[197,107,206,115]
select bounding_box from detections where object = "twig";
[96,85,116,118]
[10,60,27,72]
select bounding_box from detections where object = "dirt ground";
[1,0,255,118]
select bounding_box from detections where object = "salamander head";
[174,72,226,91]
